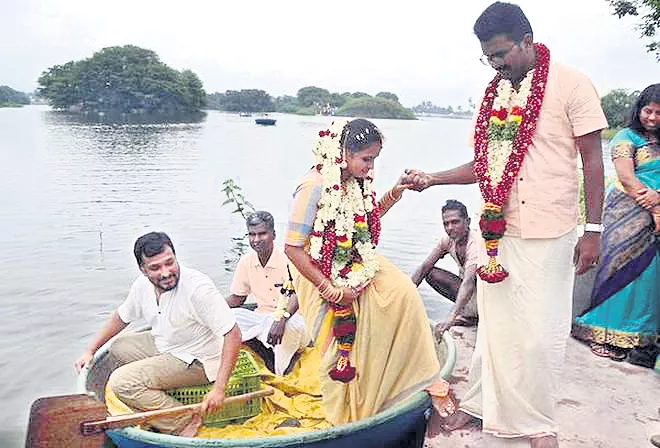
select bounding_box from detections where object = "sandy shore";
[425,325,660,448]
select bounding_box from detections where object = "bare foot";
[178,413,202,437]
[439,410,479,432]
[453,315,478,327]
[530,435,558,448]
[430,391,456,417]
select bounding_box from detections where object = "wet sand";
[425,326,660,448]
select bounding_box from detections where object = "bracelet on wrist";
[584,223,603,233]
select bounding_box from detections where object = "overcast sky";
[1,0,657,107]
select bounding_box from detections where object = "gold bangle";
[329,286,341,303]
[336,288,344,304]
[320,283,333,298]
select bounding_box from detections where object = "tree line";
[21,38,653,125]
[206,87,416,120]
[37,45,206,115]
[0,86,30,107]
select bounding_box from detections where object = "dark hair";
[441,200,469,220]
[133,232,175,266]
[474,2,533,43]
[628,83,660,140]
[339,118,384,154]
[246,210,275,233]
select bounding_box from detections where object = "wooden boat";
[77,328,456,448]
[255,118,276,126]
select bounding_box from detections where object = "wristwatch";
[584,223,603,233]
[282,311,291,319]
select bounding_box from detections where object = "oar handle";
[81,388,274,434]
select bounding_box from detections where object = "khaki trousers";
[107,331,208,434]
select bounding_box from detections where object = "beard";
[154,273,179,292]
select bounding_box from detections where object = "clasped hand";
[636,188,660,210]
[398,169,433,192]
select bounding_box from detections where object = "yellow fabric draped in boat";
[105,346,333,438]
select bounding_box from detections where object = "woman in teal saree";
[572,84,660,361]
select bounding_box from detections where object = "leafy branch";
[221,179,255,220]
[608,0,660,61]
[221,179,255,272]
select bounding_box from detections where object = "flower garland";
[273,266,296,321]
[473,42,550,283]
[308,119,381,382]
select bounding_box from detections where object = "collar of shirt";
[250,247,284,270]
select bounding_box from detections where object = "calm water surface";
[0,106,610,445]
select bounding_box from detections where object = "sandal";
[590,343,610,358]
[590,343,627,361]
[607,346,628,362]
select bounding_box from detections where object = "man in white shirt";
[74,232,241,436]
[411,200,479,333]
[226,211,308,375]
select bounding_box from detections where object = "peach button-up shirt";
[230,246,289,314]
[471,62,608,239]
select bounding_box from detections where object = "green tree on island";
[37,45,206,114]
[206,85,416,119]
[273,95,298,113]
[296,86,331,108]
[376,92,399,102]
[601,88,639,129]
[0,86,30,107]
[207,89,274,112]
[337,96,416,120]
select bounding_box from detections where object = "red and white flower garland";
[472,42,550,283]
[309,119,380,288]
[307,119,381,383]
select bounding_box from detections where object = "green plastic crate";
[166,350,262,427]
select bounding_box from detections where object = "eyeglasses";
[480,43,518,66]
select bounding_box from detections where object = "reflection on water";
[47,109,207,125]
[0,106,613,445]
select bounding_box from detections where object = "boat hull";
[255,118,276,126]
[78,328,456,448]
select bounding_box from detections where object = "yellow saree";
[290,253,441,424]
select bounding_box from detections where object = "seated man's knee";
[108,335,135,363]
[107,363,144,399]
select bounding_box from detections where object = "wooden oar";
[26,388,274,448]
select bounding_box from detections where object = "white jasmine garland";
[308,120,380,288]
[486,70,534,186]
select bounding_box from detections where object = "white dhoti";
[233,308,309,375]
[460,230,577,438]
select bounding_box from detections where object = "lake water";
[0,106,610,445]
